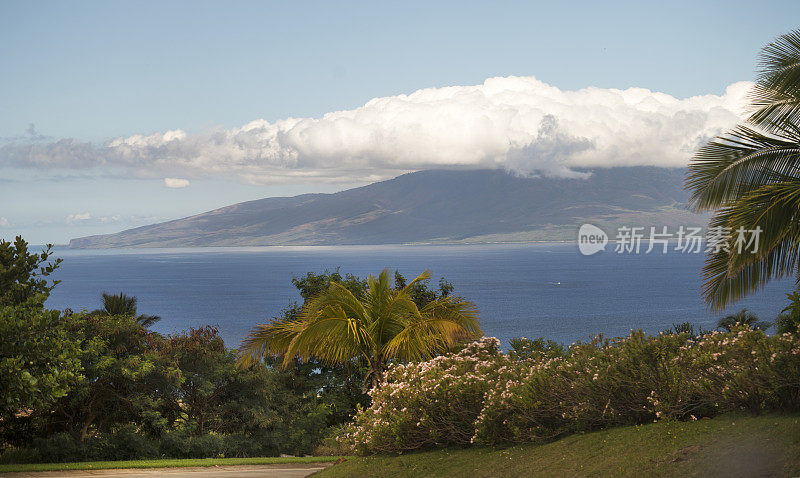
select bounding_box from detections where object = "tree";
[0,236,62,307]
[716,309,771,332]
[240,268,482,390]
[776,289,800,334]
[0,306,82,427]
[259,304,369,428]
[157,326,270,435]
[47,314,172,442]
[92,292,161,327]
[394,269,454,308]
[686,29,800,309]
[291,269,368,301]
[274,271,371,426]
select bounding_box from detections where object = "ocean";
[45,243,792,348]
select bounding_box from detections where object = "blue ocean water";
[45,244,792,348]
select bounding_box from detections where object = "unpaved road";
[0,463,331,478]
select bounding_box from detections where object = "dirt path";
[0,463,331,478]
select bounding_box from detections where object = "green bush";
[0,429,288,463]
[29,433,87,463]
[340,324,800,453]
[0,446,37,464]
[96,425,159,461]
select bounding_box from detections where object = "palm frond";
[749,30,800,132]
[686,126,800,211]
[749,86,800,135]
[383,296,481,361]
[367,269,428,349]
[701,180,800,308]
[285,307,372,367]
[237,315,304,366]
[101,291,138,316]
[688,29,800,310]
[238,268,482,389]
[136,314,161,327]
[304,280,369,323]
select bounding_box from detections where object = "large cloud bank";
[1,76,751,183]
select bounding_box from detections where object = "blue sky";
[2,0,799,244]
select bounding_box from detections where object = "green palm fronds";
[687,29,800,309]
[238,268,482,389]
[101,292,138,316]
[95,292,161,327]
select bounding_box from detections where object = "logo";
[578,224,608,255]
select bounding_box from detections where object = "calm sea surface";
[45,244,792,348]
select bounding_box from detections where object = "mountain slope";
[69,168,706,248]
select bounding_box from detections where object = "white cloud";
[0,75,752,182]
[99,214,122,223]
[64,213,126,225]
[164,177,190,188]
[0,217,9,227]
[65,212,91,224]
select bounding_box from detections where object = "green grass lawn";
[314,413,800,477]
[0,456,341,473]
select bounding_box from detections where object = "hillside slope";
[69,167,706,248]
[316,413,800,478]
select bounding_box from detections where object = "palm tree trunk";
[362,361,386,392]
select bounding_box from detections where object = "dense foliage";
[0,263,461,463]
[0,312,330,462]
[0,238,78,425]
[5,239,800,463]
[777,289,800,334]
[240,268,481,390]
[339,325,800,454]
[257,269,460,428]
[0,306,81,421]
[0,237,61,308]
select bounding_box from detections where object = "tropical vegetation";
[716,308,771,331]
[0,236,61,307]
[90,292,161,327]
[239,268,482,390]
[0,240,471,463]
[337,326,800,454]
[687,29,800,316]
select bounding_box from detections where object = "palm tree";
[99,292,138,316]
[686,29,800,309]
[776,289,800,333]
[716,308,771,332]
[239,269,482,390]
[92,292,161,327]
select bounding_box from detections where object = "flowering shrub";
[339,337,517,453]
[339,325,800,454]
[677,326,800,414]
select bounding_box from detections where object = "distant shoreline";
[53,241,580,254]
[55,237,707,251]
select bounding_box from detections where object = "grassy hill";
[314,413,800,477]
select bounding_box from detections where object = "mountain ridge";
[69,167,707,248]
